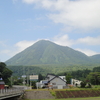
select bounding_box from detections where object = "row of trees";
[58,66,100,85]
[12,66,100,86]
[10,73,45,85]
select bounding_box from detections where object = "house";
[37,74,67,89]
[0,78,5,89]
[36,80,48,88]
[71,79,82,87]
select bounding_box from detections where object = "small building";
[0,75,5,89]
[48,75,67,89]
[0,81,5,89]
[71,79,82,87]
[37,74,67,89]
[36,80,48,88]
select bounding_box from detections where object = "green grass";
[24,97,100,100]
[24,87,100,100]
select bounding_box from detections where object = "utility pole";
[11,76,12,86]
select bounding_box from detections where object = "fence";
[0,88,24,99]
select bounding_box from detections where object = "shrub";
[80,82,86,88]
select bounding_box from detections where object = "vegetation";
[11,76,23,85]
[24,97,100,100]
[5,40,100,83]
[31,81,37,89]
[0,62,12,85]
[66,73,72,84]
[56,90,100,99]
[6,64,97,77]
[57,66,100,86]
[86,72,100,85]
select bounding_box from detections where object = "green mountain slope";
[91,54,100,59]
[5,40,93,66]
[90,54,100,63]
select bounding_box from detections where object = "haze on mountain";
[5,40,100,66]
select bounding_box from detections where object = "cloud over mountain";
[22,0,100,31]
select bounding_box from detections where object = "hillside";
[5,40,93,66]
[90,54,100,60]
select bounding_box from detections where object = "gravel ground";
[24,90,55,99]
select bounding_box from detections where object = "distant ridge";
[5,40,100,66]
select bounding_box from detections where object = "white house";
[71,79,82,87]
[37,74,67,89]
[36,80,48,88]
[46,74,67,89]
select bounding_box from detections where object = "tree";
[38,74,44,81]
[80,81,86,88]
[0,62,12,85]
[31,81,37,89]
[93,66,100,72]
[86,72,100,85]
[66,73,72,84]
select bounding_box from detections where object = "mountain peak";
[6,40,92,65]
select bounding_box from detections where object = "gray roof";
[0,81,5,85]
[48,76,66,83]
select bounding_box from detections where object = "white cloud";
[53,35,100,47]
[22,0,100,31]
[22,0,38,4]
[15,40,36,52]
[0,40,39,61]
[77,36,100,45]
[52,34,100,56]
[0,50,10,55]
[53,34,74,46]
[76,48,99,56]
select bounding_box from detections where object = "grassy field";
[24,97,100,100]
[24,86,100,100]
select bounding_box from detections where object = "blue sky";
[0,0,100,62]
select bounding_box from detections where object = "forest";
[58,66,100,85]
[6,64,100,86]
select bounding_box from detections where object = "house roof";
[46,73,58,78]
[48,75,66,83]
[0,81,5,85]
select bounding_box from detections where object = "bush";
[80,82,86,88]
[86,83,92,88]
[31,81,37,89]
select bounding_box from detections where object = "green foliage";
[38,74,44,81]
[31,81,37,89]
[86,72,100,85]
[7,64,95,78]
[66,73,72,84]
[71,69,91,80]
[86,83,92,88]
[80,81,86,88]
[0,62,12,85]
[12,76,23,85]
[93,66,100,72]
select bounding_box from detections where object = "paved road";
[13,85,29,90]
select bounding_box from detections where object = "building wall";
[0,85,5,89]
[50,77,66,87]
[71,79,82,86]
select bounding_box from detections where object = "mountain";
[5,40,94,66]
[90,54,100,63]
[91,54,100,59]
